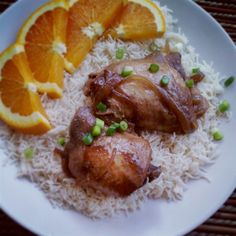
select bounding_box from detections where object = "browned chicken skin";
[62,107,160,197]
[85,52,209,134]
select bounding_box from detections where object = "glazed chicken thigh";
[62,107,160,197]
[85,52,208,134]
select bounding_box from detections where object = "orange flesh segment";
[0,46,51,135]
[19,6,68,98]
[108,0,166,40]
[66,0,123,71]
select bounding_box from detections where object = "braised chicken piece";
[149,52,208,118]
[62,106,160,197]
[85,52,208,134]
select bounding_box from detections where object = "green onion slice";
[160,75,170,87]
[192,68,200,75]
[96,102,107,112]
[185,79,194,88]
[120,121,128,131]
[121,66,133,77]
[106,123,120,136]
[213,130,224,141]
[218,100,230,113]
[224,76,235,87]
[57,137,65,146]
[91,125,101,137]
[149,64,159,73]
[111,122,120,129]
[82,133,93,145]
[116,48,125,60]
[24,147,34,159]
[95,118,104,129]
[106,126,116,136]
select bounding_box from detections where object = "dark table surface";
[0,0,236,235]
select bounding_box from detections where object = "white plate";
[0,0,236,235]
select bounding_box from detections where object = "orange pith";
[0,45,51,135]
[65,0,124,72]
[17,1,68,98]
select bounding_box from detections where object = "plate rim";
[0,0,235,235]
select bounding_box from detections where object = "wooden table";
[0,0,235,235]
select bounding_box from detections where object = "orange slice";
[65,0,124,72]
[16,0,68,98]
[107,0,166,40]
[0,44,51,135]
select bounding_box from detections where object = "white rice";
[0,2,227,218]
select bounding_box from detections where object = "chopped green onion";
[82,133,93,145]
[212,129,224,141]
[192,68,200,75]
[106,123,119,136]
[96,102,107,112]
[120,121,128,131]
[112,122,120,129]
[149,42,159,52]
[106,126,116,136]
[160,75,170,87]
[121,66,133,77]
[24,147,34,159]
[91,125,101,137]
[57,137,65,146]
[218,100,230,113]
[148,64,159,73]
[116,48,125,60]
[185,79,194,88]
[224,76,235,87]
[95,118,104,129]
